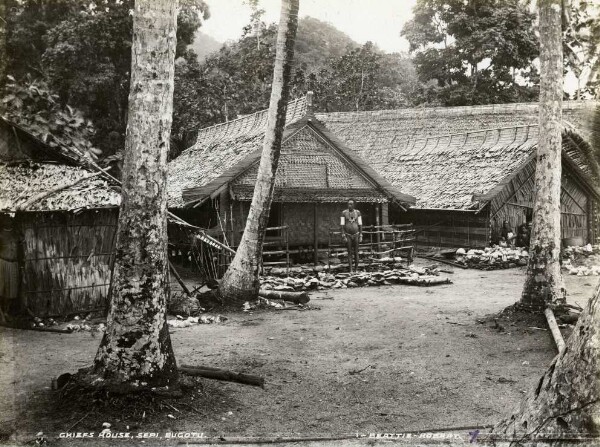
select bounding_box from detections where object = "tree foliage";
[293,16,359,73]
[1,76,100,161]
[3,0,209,158]
[310,42,420,112]
[564,0,600,98]
[171,16,420,156]
[402,0,539,106]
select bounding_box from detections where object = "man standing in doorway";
[340,199,363,272]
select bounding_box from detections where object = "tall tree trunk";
[493,1,600,439]
[218,0,299,306]
[78,0,179,393]
[0,0,6,90]
[494,281,600,438]
[520,0,565,310]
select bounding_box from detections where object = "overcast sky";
[200,0,418,53]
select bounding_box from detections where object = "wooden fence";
[327,224,415,268]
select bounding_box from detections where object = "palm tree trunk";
[218,0,299,306]
[77,0,179,393]
[520,0,565,310]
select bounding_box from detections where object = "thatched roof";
[316,101,598,152]
[373,125,535,210]
[168,97,308,208]
[0,162,120,212]
[168,97,415,208]
[316,101,600,210]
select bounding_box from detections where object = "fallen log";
[544,307,566,353]
[395,276,452,287]
[178,364,264,388]
[258,289,310,304]
[0,323,73,334]
[417,255,468,269]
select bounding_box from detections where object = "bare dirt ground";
[0,261,596,445]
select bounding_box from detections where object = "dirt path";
[0,263,597,444]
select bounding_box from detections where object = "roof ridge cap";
[316,100,600,119]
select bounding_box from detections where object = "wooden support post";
[375,203,381,258]
[238,201,245,241]
[313,203,318,266]
[169,261,191,296]
[587,198,593,244]
[467,214,471,247]
[327,230,331,270]
[229,201,235,247]
[285,226,290,274]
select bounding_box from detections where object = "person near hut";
[500,220,516,247]
[516,222,531,248]
[340,199,363,272]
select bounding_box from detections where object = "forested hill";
[293,17,359,73]
[191,31,223,61]
[191,16,359,71]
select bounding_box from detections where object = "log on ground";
[258,289,310,304]
[178,364,265,388]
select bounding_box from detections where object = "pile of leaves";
[167,315,227,328]
[562,244,600,276]
[453,246,529,270]
[261,265,450,291]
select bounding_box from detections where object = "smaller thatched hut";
[0,117,120,317]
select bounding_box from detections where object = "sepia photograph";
[0,0,599,445]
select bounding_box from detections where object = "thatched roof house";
[0,117,120,317]
[316,101,600,248]
[168,95,415,264]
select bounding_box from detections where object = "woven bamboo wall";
[18,209,118,316]
[393,208,490,249]
[227,200,378,246]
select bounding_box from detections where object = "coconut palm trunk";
[520,0,565,309]
[78,0,179,393]
[218,0,299,306]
